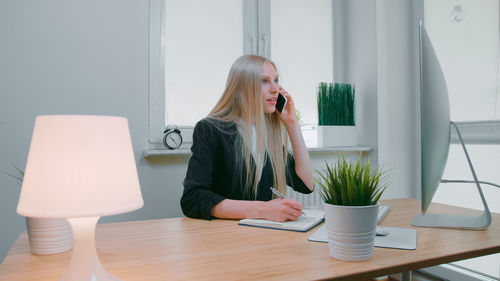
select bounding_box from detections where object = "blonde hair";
[209,55,289,198]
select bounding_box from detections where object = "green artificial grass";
[317,82,355,126]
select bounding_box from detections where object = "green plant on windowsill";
[295,108,303,126]
[315,156,389,206]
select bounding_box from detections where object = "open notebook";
[238,208,325,232]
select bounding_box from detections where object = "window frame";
[147,0,344,146]
[149,0,166,144]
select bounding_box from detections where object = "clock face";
[165,131,182,149]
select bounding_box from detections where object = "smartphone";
[276,93,288,113]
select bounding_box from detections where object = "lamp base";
[60,217,121,281]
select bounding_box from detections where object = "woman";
[181,55,314,222]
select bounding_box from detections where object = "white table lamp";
[17,115,144,281]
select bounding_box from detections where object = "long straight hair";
[209,55,289,198]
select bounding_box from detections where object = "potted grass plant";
[315,156,388,261]
[317,82,356,146]
[5,165,72,255]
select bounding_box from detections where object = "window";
[424,0,500,279]
[425,0,499,122]
[164,0,243,126]
[149,0,337,144]
[270,0,333,125]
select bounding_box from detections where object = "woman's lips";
[267,98,276,105]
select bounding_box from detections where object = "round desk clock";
[163,126,183,150]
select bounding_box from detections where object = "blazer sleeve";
[181,120,226,219]
[285,153,313,194]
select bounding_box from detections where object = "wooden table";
[1,199,499,281]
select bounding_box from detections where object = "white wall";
[341,0,418,200]
[343,0,380,167]
[0,0,186,262]
[376,0,418,199]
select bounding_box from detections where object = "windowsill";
[307,146,372,153]
[143,148,192,157]
[143,146,372,158]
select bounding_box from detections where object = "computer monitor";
[411,21,491,230]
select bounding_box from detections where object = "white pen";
[270,187,305,215]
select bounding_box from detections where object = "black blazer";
[181,118,312,219]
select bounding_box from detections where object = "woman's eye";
[261,79,268,84]
[274,79,279,84]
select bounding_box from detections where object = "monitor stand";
[412,122,492,230]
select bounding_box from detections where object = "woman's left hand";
[276,87,298,127]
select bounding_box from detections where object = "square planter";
[317,125,357,147]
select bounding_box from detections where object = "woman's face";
[260,62,280,114]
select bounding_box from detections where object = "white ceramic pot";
[317,125,357,147]
[25,217,73,255]
[323,203,378,261]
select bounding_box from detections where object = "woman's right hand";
[259,198,304,222]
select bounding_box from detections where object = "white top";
[236,120,264,183]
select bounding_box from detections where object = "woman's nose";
[270,82,279,93]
